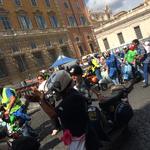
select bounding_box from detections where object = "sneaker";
[142,84,148,88]
[142,80,145,83]
[98,80,103,84]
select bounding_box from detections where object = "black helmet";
[70,65,83,75]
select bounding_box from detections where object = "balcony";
[0,28,68,38]
[11,50,25,57]
[47,45,54,50]
[59,42,68,47]
[30,47,41,53]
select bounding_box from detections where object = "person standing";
[142,41,150,87]
[47,70,101,150]
[105,51,120,85]
[124,44,138,78]
[69,65,103,103]
[31,74,61,136]
[89,56,103,83]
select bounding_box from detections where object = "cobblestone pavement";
[30,81,150,150]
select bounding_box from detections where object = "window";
[31,0,37,6]
[59,39,64,44]
[0,16,11,30]
[80,16,87,25]
[14,0,21,6]
[48,49,57,62]
[78,45,84,55]
[18,15,32,29]
[12,45,19,52]
[117,32,125,44]
[14,55,28,72]
[45,0,50,7]
[68,16,77,27]
[50,16,59,28]
[0,48,3,53]
[76,37,80,42]
[31,42,37,49]
[87,35,91,39]
[45,40,52,48]
[35,15,47,29]
[61,46,70,57]
[0,59,8,78]
[64,2,69,8]
[33,52,45,67]
[89,43,94,52]
[73,1,80,9]
[103,38,110,50]
[134,26,143,39]
[0,0,3,5]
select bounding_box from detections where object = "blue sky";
[85,0,144,13]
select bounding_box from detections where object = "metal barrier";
[16,82,38,98]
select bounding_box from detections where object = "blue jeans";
[112,78,119,85]
[13,106,31,122]
[95,69,102,81]
[143,63,149,85]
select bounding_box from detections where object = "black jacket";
[57,88,88,137]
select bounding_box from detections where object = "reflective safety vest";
[91,58,100,72]
[1,88,22,114]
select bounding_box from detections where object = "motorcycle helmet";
[129,44,136,51]
[47,70,72,93]
[70,65,83,75]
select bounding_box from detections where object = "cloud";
[86,0,144,13]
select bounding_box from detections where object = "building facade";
[57,0,98,57]
[94,0,150,52]
[0,0,97,85]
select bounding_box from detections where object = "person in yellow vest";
[0,86,30,123]
[89,56,103,83]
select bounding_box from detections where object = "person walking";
[105,51,120,85]
[142,41,150,87]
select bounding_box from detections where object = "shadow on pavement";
[41,138,61,150]
[117,102,150,150]
[35,120,54,142]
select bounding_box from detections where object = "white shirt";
[38,80,48,92]
[144,45,150,54]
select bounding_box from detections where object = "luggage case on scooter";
[115,102,133,126]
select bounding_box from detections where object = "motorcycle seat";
[99,90,123,109]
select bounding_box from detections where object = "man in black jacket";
[47,70,101,150]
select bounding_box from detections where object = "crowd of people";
[80,39,150,88]
[0,38,150,149]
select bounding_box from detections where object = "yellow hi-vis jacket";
[91,58,100,72]
[1,88,22,114]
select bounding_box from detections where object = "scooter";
[87,89,133,148]
[83,69,108,91]
[0,105,38,149]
